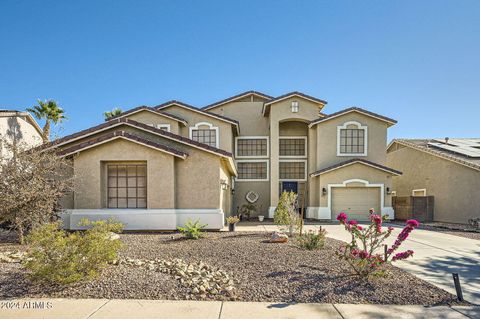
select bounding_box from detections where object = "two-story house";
[43,91,400,230]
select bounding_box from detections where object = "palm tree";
[103,108,123,120]
[27,99,67,143]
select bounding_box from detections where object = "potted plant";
[258,215,265,222]
[226,215,240,232]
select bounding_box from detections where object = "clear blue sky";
[1,0,479,140]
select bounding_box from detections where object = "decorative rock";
[269,231,289,243]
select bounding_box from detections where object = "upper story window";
[148,124,170,132]
[279,137,307,157]
[291,101,299,113]
[189,122,219,148]
[236,160,269,181]
[337,121,368,156]
[279,160,307,181]
[235,137,269,158]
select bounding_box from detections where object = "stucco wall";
[387,145,480,223]
[73,139,175,209]
[0,115,42,158]
[125,110,181,134]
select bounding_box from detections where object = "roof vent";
[445,137,449,145]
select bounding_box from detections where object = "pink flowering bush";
[336,212,419,278]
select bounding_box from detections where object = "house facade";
[387,138,480,224]
[46,91,400,230]
[0,110,43,159]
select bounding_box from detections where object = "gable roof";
[309,107,397,127]
[262,91,327,115]
[0,110,43,136]
[154,100,240,132]
[57,130,188,159]
[310,158,402,177]
[388,139,480,172]
[202,90,273,110]
[107,106,188,125]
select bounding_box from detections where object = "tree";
[27,99,66,143]
[103,107,123,120]
[0,137,75,244]
[274,191,301,236]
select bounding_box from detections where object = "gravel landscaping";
[388,221,480,241]
[0,230,465,305]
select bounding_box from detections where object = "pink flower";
[348,220,358,226]
[370,214,382,232]
[392,250,414,261]
[337,212,348,224]
[406,219,420,228]
[357,225,363,230]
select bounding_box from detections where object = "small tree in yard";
[274,191,300,236]
[0,138,74,244]
[336,212,419,278]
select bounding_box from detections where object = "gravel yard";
[389,221,480,241]
[0,231,464,305]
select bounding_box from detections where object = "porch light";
[322,187,327,196]
[291,101,299,113]
[386,187,391,195]
[220,180,229,190]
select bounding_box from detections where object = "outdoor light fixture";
[322,187,327,196]
[386,187,391,195]
[220,180,229,190]
[291,101,299,113]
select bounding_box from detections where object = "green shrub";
[24,220,123,284]
[274,191,301,236]
[177,219,207,239]
[296,228,327,250]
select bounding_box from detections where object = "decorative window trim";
[235,136,269,158]
[279,136,307,158]
[412,189,426,196]
[236,159,269,182]
[279,159,308,182]
[336,121,368,157]
[157,124,170,132]
[189,122,219,148]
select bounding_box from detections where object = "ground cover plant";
[177,219,207,239]
[296,227,327,250]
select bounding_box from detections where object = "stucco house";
[45,91,401,230]
[387,138,480,224]
[0,110,43,159]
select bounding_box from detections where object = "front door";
[282,181,298,194]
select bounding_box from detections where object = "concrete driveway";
[233,222,480,305]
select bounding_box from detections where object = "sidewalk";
[0,299,479,319]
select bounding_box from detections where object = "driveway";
[233,222,480,305]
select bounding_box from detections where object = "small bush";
[24,220,123,285]
[226,215,240,225]
[177,219,207,239]
[296,228,327,250]
[274,191,301,236]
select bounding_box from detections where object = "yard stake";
[452,273,464,302]
[384,244,387,261]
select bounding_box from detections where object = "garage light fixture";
[220,180,229,190]
[386,187,391,195]
[322,187,327,196]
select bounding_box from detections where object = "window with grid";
[237,162,268,180]
[279,138,306,157]
[107,164,147,208]
[279,161,305,180]
[191,129,217,147]
[339,129,365,154]
[236,138,267,157]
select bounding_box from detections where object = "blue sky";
[1,0,479,140]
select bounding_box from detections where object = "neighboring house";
[44,91,400,230]
[387,138,480,224]
[0,110,43,159]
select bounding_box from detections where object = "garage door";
[331,187,381,221]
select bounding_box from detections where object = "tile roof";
[309,107,397,127]
[107,106,188,125]
[310,158,402,177]
[202,90,273,110]
[57,130,188,158]
[389,139,480,171]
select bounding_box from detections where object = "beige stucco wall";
[125,110,181,134]
[0,115,42,158]
[314,112,388,169]
[387,145,480,223]
[219,162,232,215]
[160,105,234,152]
[73,139,175,209]
[312,163,393,208]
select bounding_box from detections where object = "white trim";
[279,159,308,182]
[59,136,187,159]
[412,188,427,196]
[327,179,386,219]
[235,159,269,182]
[235,136,269,158]
[391,191,397,196]
[279,136,308,158]
[189,122,220,148]
[268,206,276,218]
[336,121,368,157]
[264,93,325,106]
[157,124,171,132]
[309,109,397,127]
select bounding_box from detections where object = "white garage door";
[331,187,381,221]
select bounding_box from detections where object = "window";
[291,101,299,113]
[235,137,268,158]
[279,160,307,181]
[236,161,268,181]
[107,164,147,208]
[337,121,368,156]
[147,124,170,132]
[279,137,306,157]
[189,122,219,147]
[412,189,426,196]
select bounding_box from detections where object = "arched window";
[189,122,219,147]
[337,121,368,156]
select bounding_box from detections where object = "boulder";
[270,231,288,243]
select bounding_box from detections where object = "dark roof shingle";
[310,158,402,176]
